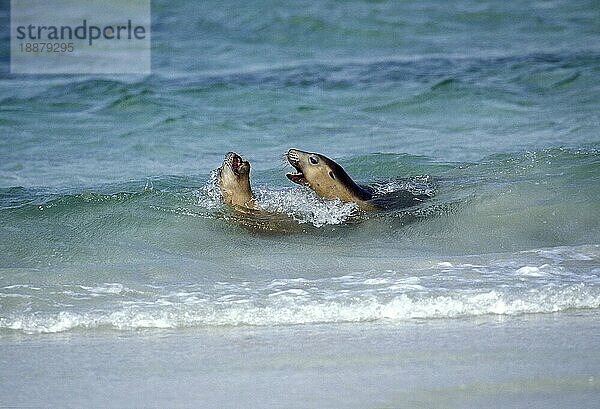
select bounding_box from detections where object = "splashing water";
[255,187,359,227]
[196,169,223,209]
[194,171,360,227]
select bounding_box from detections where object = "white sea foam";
[515,266,551,277]
[2,282,599,334]
[2,245,598,334]
[255,187,358,227]
[268,288,310,297]
[80,283,125,295]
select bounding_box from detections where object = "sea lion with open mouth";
[216,152,306,233]
[217,152,256,210]
[286,148,430,211]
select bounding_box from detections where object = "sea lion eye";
[329,171,335,179]
[309,156,319,165]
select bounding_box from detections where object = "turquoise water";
[2,2,600,407]
[1,0,599,334]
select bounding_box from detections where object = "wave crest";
[2,282,598,334]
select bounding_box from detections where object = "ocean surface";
[1,0,599,407]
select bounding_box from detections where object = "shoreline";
[2,312,599,408]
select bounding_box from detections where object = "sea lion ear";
[328,171,336,180]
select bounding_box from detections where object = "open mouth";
[231,154,242,175]
[286,150,307,185]
[222,152,246,176]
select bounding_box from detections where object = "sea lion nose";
[287,149,300,162]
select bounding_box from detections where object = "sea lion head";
[217,152,255,209]
[286,148,371,203]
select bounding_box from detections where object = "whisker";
[277,160,289,171]
[278,154,290,169]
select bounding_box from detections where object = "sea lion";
[217,152,256,210]
[216,152,307,233]
[286,148,430,210]
[286,148,376,210]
